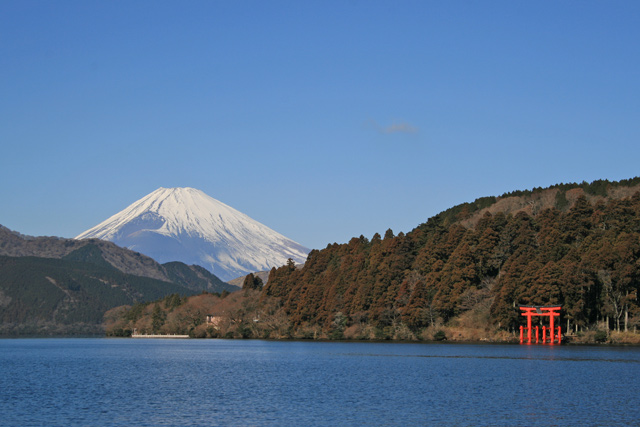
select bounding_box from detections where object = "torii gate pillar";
[519,306,561,344]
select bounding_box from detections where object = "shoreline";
[2,335,640,346]
[131,333,189,339]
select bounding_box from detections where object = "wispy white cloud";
[382,122,418,134]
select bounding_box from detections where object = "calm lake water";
[0,339,638,426]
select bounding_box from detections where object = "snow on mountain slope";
[76,187,310,281]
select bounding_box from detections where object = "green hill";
[0,226,239,294]
[0,231,239,336]
[0,255,196,336]
[163,261,237,294]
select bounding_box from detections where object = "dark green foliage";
[555,190,569,211]
[583,180,609,197]
[594,330,608,343]
[435,196,498,226]
[107,327,132,337]
[329,311,347,339]
[163,293,184,311]
[242,273,263,290]
[328,329,344,340]
[151,304,166,332]
[0,255,196,336]
[162,262,237,293]
[125,303,146,323]
[617,177,640,187]
[501,177,640,201]
[433,330,447,341]
[236,323,252,339]
[62,244,115,270]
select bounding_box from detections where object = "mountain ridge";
[0,225,237,293]
[0,224,239,336]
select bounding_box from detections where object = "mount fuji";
[76,187,310,281]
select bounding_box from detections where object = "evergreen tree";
[242,273,264,291]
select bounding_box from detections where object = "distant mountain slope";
[162,262,231,293]
[0,224,240,336]
[0,225,238,294]
[0,255,195,336]
[1,225,170,281]
[76,187,310,281]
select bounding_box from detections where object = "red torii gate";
[519,306,562,344]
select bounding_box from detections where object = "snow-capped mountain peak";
[76,187,309,281]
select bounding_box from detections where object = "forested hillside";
[0,227,237,294]
[0,255,196,336]
[0,227,238,336]
[263,179,640,338]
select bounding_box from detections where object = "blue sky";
[1,1,639,250]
